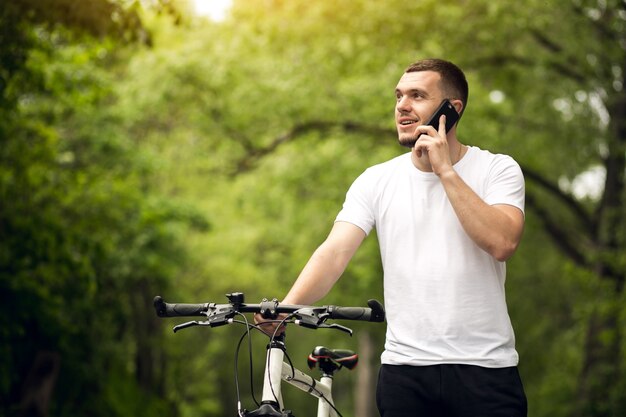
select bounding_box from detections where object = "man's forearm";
[439,170,524,261]
[282,247,343,305]
[282,222,366,305]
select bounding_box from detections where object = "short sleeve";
[335,169,376,235]
[484,155,525,214]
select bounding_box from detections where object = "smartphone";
[401,99,460,148]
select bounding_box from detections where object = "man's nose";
[396,96,411,112]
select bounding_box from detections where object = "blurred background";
[1,0,625,416]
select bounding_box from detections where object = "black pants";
[376,364,527,417]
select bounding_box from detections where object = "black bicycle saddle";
[307,346,359,371]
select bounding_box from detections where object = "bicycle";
[153,292,385,417]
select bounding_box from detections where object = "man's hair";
[405,59,469,114]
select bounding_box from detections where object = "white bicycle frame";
[261,345,337,417]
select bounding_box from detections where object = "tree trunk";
[354,330,378,417]
[575,80,626,416]
[133,278,162,393]
[576,299,622,417]
[19,351,60,417]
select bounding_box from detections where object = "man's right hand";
[254,312,287,337]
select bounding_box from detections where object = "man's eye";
[396,93,423,102]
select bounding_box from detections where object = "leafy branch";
[233,121,395,174]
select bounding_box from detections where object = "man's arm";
[439,172,524,262]
[414,117,524,262]
[281,221,367,305]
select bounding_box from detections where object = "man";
[260,59,527,416]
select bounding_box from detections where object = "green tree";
[141,0,622,415]
[4,0,623,416]
[0,1,209,416]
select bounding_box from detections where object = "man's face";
[394,71,445,148]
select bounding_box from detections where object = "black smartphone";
[401,99,460,148]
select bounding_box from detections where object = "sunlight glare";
[192,0,232,21]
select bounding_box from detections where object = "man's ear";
[451,99,464,116]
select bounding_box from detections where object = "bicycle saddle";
[307,346,359,371]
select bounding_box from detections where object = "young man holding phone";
[259,59,527,416]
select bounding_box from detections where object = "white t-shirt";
[335,146,525,368]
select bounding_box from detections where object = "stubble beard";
[398,131,419,148]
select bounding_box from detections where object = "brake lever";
[173,320,211,332]
[172,306,236,333]
[320,323,353,336]
[293,309,354,336]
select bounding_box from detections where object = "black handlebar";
[328,299,385,322]
[153,293,385,333]
[154,296,208,317]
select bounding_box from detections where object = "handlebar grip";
[328,299,385,322]
[153,296,208,317]
[328,306,369,320]
[367,299,386,322]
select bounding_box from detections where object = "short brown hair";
[405,59,469,114]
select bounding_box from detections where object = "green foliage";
[2,0,626,416]
[0,2,208,416]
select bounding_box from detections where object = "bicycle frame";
[258,345,337,417]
